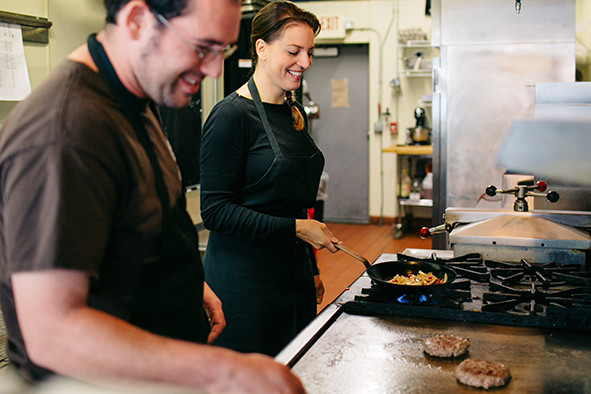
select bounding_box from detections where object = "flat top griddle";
[277,251,591,393]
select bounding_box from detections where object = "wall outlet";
[374,121,383,134]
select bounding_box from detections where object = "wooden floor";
[316,222,432,312]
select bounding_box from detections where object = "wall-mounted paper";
[331,78,349,108]
[0,22,31,101]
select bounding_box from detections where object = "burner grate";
[343,253,591,331]
[482,258,591,316]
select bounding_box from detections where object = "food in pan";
[455,359,511,389]
[387,270,447,285]
[423,334,470,358]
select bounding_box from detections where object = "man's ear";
[117,0,153,40]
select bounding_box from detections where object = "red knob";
[536,180,547,192]
[419,227,431,239]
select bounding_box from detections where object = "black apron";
[204,78,324,356]
[242,78,324,212]
[87,35,210,343]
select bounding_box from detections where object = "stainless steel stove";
[277,250,591,393]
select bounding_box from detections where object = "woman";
[200,0,338,356]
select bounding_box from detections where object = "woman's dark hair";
[250,1,320,131]
[104,0,187,24]
[250,1,321,68]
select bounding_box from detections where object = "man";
[0,0,305,392]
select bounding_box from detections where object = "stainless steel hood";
[497,118,591,188]
[449,215,591,249]
[445,207,591,264]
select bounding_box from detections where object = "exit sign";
[317,15,346,39]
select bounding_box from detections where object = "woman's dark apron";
[86,35,210,343]
[204,78,324,356]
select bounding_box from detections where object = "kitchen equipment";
[429,0,574,250]
[407,106,431,145]
[421,180,591,265]
[276,250,591,393]
[402,50,424,71]
[345,250,591,330]
[335,244,457,293]
[485,179,559,212]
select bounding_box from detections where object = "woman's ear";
[255,38,267,62]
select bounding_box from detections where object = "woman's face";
[259,23,315,93]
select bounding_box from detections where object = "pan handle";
[334,244,371,269]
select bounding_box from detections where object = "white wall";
[0,0,105,122]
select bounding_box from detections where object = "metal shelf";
[382,145,432,155]
[398,40,432,48]
[399,70,432,77]
[384,145,433,239]
[0,10,52,43]
[399,198,433,207]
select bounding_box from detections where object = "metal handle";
[334,244,371,269]
[419,223,447,239]
[485,180,559,212]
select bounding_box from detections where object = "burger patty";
[455,358,511,389]
[422,334,470,358]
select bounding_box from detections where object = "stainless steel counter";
[277,253,591,393]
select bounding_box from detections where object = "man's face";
[135,0,241,108]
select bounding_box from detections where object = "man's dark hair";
[104,0,188,23]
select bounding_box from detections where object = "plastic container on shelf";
[422,172,433,199]
[409,177,422,201]
[399,169,411,198]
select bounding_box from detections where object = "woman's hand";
[314,275,325,304]
[295,219,339,252]
[203,282,226,344]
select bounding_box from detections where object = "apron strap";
[247,77,283,158]
[87,34,171,212]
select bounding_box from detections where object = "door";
[304,44,369,223]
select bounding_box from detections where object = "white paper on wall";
[0,22,31,101]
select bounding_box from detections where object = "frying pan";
[335,244,457,293]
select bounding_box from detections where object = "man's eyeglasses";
[153,12,237,61]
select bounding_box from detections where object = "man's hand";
[10,269,306,392]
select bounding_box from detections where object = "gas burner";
[356,279,473,309]
[343,253,591,331]
[396,293,435,305]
